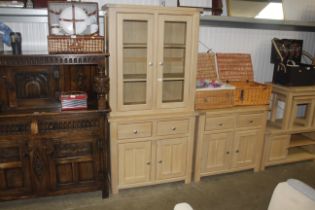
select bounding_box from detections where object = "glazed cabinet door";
[118,141,152,187]
[200,132,233,174]
[231,130,260,169]
[156,15,193,109]
[0,137,32,200]
[116,13,154,111]
[47,136,102,193]
[156,137,187,181]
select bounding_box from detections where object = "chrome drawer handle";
[133,130,138,134]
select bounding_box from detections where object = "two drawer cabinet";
[110,113,195,194]
[194,106,268,182]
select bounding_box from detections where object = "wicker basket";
[47,2,104,54]
[195,52,235,110]
[48,35,104,54]
[216,53,272,106]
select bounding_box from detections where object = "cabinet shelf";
[164,44,186,49]
[123,74,147,82]
[123,43,147,48]
[287,147,315,162]
[163,73,185,79]
[290,134,315,148]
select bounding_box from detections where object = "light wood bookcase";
[194,106,268,182]
[103,4,200,193]
[262,84,315,169]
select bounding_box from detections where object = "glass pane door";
[157,16,192,108]
[117,14,153,110]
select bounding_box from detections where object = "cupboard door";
[156,15,193,109]
[267,135,290,162]
[117,13,154,111]
[232,130,260,169]
[47,136,102,193]
[156,137,187,180]
[201,132,232,174]
[118,141,151,186]
[0,137,32,200]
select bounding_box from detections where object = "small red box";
[60,91,87,111]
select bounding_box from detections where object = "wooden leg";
[270,94,278,123]
[282,94,293,130]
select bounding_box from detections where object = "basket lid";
[216,53,254,82]
[197,52,218,81]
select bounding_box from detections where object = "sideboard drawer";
[157,119,189,136]
[205,116,235,131]
[117,122,152,140]
[237,113,264,128]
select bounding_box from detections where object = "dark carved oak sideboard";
[0,52,110,201]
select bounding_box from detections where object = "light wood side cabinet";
[110,114,195,193]
[261,84,315,169]
[194,106,268,182]
[104,4,199,194]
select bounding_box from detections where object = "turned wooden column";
[94,61,109,110]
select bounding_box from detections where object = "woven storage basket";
[216,53,272,106]
[48,35,104,54]
[195,52,235,110]
[47,2,104,54]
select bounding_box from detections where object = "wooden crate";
[195,52,235,110]
[216,53,272,106]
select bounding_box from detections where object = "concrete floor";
[1,161,315,210]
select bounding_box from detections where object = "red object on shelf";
[60,91,87,111]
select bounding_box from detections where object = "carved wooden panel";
[0,120,31,136]
[54,142,92,158]
[59,65,98,103]
[48,137,101,191]
[0,147,20,163]
[4,66,60,110]
[15,72,49,99]
[38,117,100,133]
[0,138,32,200]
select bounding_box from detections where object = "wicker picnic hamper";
[195,52,235,110]
[216,53,272,106]
[47,1,104,54]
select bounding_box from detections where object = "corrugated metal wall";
[2,0,315,83]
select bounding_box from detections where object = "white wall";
[2,0,315,84]
[283,0,315,21]
[199,27,315,83]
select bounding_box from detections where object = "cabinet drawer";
[157,119,189,136]
[205,116,235,131]
[117,122,152,140]
[237,113,264,128]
